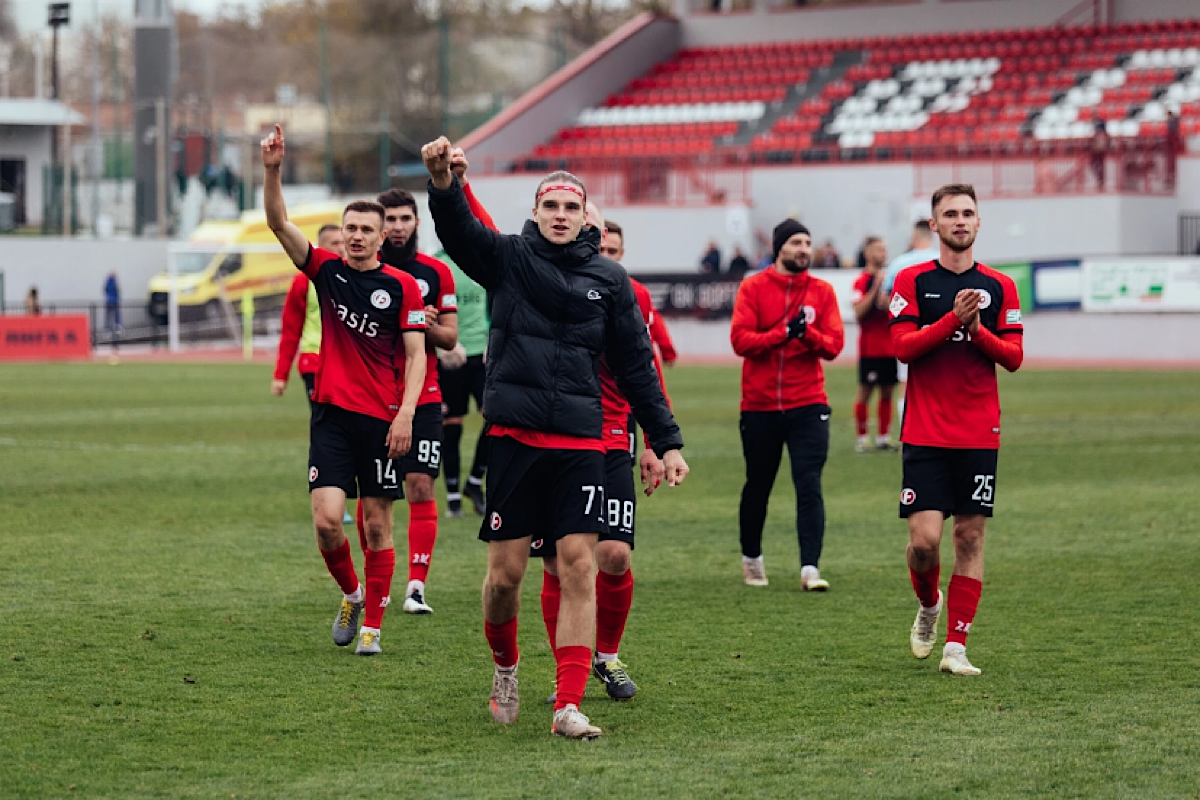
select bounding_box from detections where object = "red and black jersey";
[730,268,845,412]
[889,260,1024,449]
[303,245,426,423]
[599,278,669,452]
[382,251,457,406]
[851,270,895,359]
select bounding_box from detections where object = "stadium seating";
[524,18,1200,164]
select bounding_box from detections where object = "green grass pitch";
[2,362,1198,798]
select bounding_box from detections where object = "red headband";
[537,183,585,202]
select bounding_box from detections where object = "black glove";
[786,314,807,340]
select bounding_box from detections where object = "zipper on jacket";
[778,276,790,412]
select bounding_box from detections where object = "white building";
[0,98,86,229]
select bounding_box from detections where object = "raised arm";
[423,137,506,290]
[261,124,311,269]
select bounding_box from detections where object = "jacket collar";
[763,265,813,289]
[521,220,600,269]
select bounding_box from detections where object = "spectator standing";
[700,241,722,274]
[104,272,122,333]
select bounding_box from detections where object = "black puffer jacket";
[428,176,683,457]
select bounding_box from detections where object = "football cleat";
[800,566,829,592]
[490,666,519,724]
[464,480,486,516]
[332,595,364,647]
[355,628,381,656]
[910,592,942,659]
[402,583,433,615]
[551,704,602,740]
[939,643,981,676]
[742,558,768,586]
[592,658,638,701]
[445,499,464,518]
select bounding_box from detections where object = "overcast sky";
[13,0,270,33]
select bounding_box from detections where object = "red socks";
[362,548,395,629]
[355,500,368,553]
[320,539,360,595]
[854,400,868,436]
[407,500,438,583]
[554,645,592,710]
[945,575,982,646]
[909,565,940,608]
[595,569,634,656]
[878,396,893,437]
[485,617,519,668]
[540,571,561,651]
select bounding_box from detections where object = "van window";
[216,254,243,278]
[176,253,213,274]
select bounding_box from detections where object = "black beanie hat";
[773,219,811,259]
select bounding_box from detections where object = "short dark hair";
[317,223,340,239]
[864,235,883,247]
[931,184,977,214]
[913,219,932,233]
[377,188,418,213]
[604,219,623,240]
[342,200,385,224]
[535,171,587,204]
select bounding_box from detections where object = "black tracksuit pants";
[739,404,831,568]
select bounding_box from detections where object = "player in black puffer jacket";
[423,136,688,740]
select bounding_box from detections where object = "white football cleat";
[551,704,602,740]
[800,565,829,592]
[742,557,768,587]
[910,592,942,659]
[939,643,981,676]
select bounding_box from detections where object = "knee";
[952,523,985,556]
[486,562,524,594]
[406,475,435,503]
[596,542,631,575]
[313,513,343,544]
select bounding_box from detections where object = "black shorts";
[859,357,898,387]
[899,444,998,519]
[308,402,403,500]
[398,403,443,479]
[302,372,317,414]
[481,436,607,545]
[440,354,485,418]
[532,448,636,558]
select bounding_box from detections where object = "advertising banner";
[1082,258,1200,312]
[0,315,92,361]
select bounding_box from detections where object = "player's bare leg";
[483,537,530,724]
[594,540,637,700]
[312,487,364,647]
[551,532,602,739]
[906,510,944,660]
[355,497,395,655]
[403,472,438,614]
[941,515,985,676]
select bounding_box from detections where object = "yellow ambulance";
[147,203,342,323]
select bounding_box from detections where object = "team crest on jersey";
[416,278,431,299]
[900,488,916,505]
[976,289,992,309]
[801,305,816,324]
[490,512,503,531]
[531,538,544,550]
[370,289,391,309]
[309,466,319,483]
[889,293,908,317]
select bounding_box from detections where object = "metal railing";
[914,149,1177,199]
[1180,213,1200,256]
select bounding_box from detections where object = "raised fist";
[450,147,469,182]
[421,137,453,177]
[260,124,285,169]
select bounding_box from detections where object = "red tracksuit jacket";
[730,268,844,412]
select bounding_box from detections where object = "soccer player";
[730,219,845,591]
[262,124,427,656]
[888,183,1024,677]
[423,136,686,739]
[374,188,458,616]
[538,211,669,703]
[271,224,345,407]
[850,236,897,453]
[880,220,940,421]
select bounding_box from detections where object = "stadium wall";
[0,239,168,306]
[458,14,680,158]
[681,0,1198,45]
